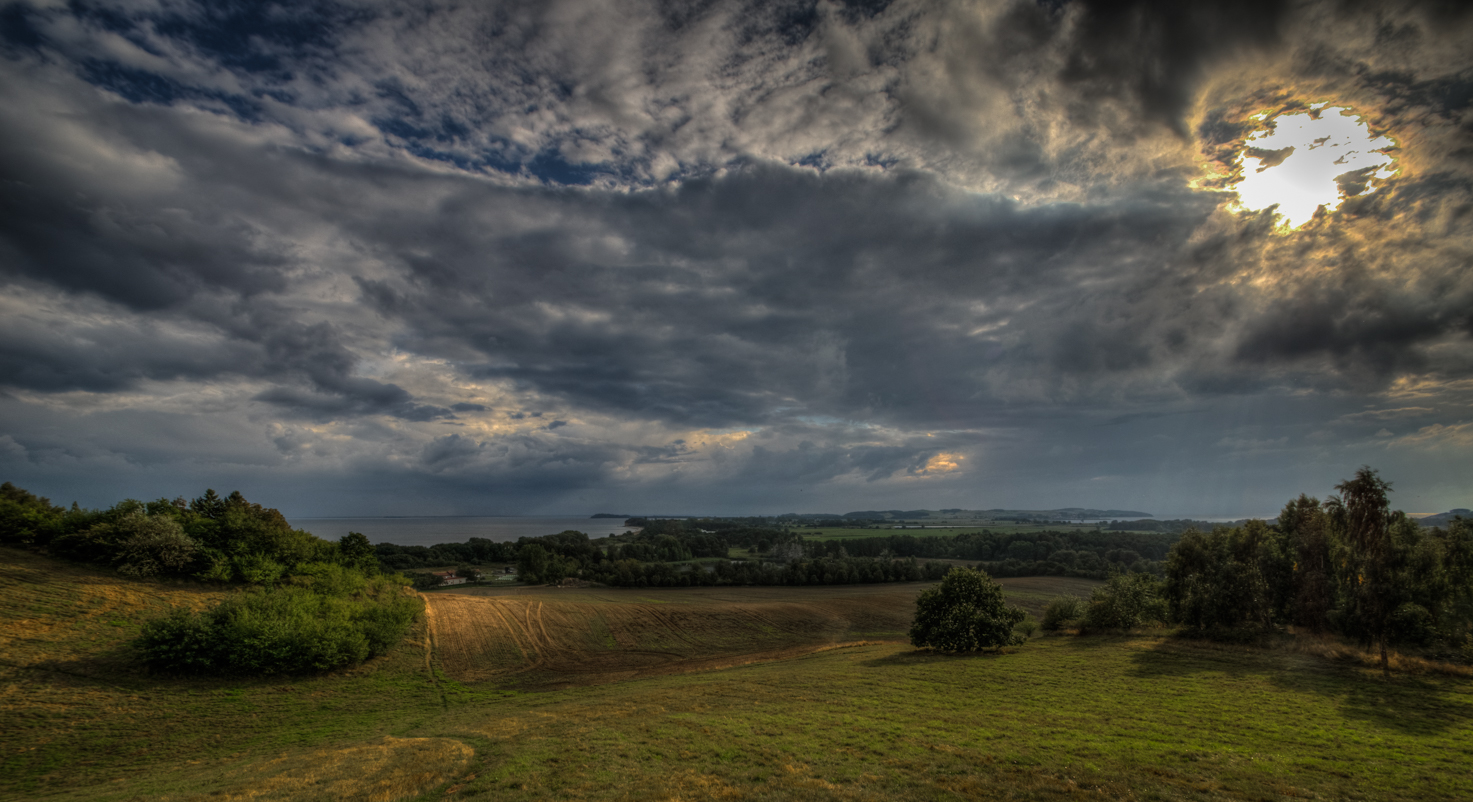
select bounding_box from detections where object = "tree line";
[1160,468,1472,669]
[380,517,1170,588]
[1030,468,1472,672]
[0,482,379,581]
[0,482,416,676]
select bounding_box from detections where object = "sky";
[0,0,1469,519]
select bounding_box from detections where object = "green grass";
[2,547,1471,801]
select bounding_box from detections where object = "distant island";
[590,513,632,519]
[609,508,1155,523]
[776,508,1154,521]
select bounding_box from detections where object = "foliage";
[1016,616,1038,638]
[0,482,70,546]
[1158,468,1473,664]
[909,567,1026,652]
[1082,572,1166,631]
[1330,466,1397,673]
[582,555,950,588]
[135,571,419,675]
[1040,595,1084,631]
[112,512,199,577]
[1164,522,1280,633]
[0,483,379,585]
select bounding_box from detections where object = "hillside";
[4,547,1472,801]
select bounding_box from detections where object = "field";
[3,546,1472,801]
[420,577,1085,688]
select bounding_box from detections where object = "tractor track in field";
[421,588,916,687]
[420,577,1104,688]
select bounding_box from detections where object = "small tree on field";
[909,567,1026,652]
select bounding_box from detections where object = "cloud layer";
[1,0,1470,516]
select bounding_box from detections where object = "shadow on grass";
[858,646,1021,669]
[21,639,151,686]
[1113,633,1473,735]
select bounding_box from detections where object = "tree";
[338,532,379,573]
[1331,466,1396,676]
[113,511,198,577]
[1163,523,1280,634]
[909,567,1026,652]
[517,543,551,584]
[1280,495,1332,632]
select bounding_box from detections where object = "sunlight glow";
[1229,105,1395,229]
[920,453,963,474]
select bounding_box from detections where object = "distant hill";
[590,513,631,519]
[1418,509,1470,527]
[771,508,1152,521]
[835,508,1153,521]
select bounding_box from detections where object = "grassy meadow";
[3,546,1471,801]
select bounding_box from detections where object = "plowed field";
[422,576,1100,687]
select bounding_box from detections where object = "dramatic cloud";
[0,0,1469,516]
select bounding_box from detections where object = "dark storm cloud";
[350,164,1236,429]
[251,320,455,421]
[1061,0,1291,134]
[0,0,1470,514]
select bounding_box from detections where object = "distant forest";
[373,517,1178,588]
[4,470,1470,667]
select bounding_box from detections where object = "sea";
[290,516,640,547]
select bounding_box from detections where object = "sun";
[1227,104,1396,229]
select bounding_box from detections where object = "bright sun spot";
[920,453,963,474]
[1229,105,1396,229]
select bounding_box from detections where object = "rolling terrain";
[3,547,1472,801]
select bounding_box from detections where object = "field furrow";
[422,577,1104,688]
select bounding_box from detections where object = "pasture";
[3,547,1471,801]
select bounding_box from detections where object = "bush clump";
[1040,595,1084,631]
[910,567,1026,652]
[1082,572,1166,631]
[136,572,420,675]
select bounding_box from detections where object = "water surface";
[293,516,638,546]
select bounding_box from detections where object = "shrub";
[909,567,1025,652]
[136,573,421,675]
[1041,595,1084,631]
[285,562,370,596]
[231,552,285,585]
[114,513,198,577]
[1082,573,1166,631]
[1016,616,1038,639]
